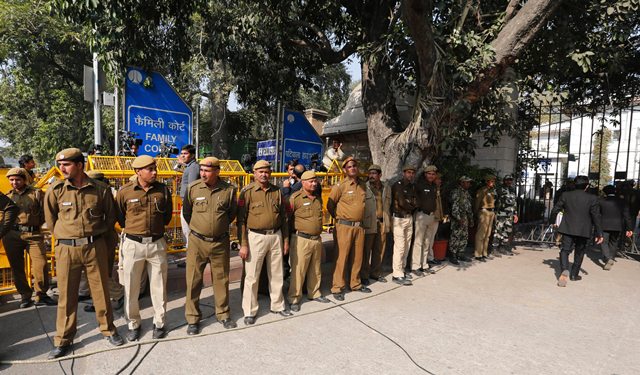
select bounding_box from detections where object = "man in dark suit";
[599,185,633,270]
[550,175,603,287]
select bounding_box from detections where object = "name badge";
[195,197,206,201]
[303,202,311,206]
[128,198,140,203]
[424,189,430,192]
[62,202,72,206]
[347,191,354,194]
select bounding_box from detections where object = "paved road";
[1,244,639,374]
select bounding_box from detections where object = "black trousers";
[559,234,588,276]
[601,231,621,261]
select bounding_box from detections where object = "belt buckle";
[266,229,275,235]
[141,236,153,244]
[353,222,361,227]
[76,237,90,246]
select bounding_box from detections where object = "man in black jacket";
[599,185,633,270]
[550,176,603,287]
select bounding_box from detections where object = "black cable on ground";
[34,304,72,375]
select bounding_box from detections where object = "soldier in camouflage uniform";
[492,175,518,256]
[448,176,474,265]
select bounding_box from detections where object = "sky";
[227,56,361,111]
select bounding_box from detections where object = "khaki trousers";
[121,237,168,330]
[242,230,285,317]
[363,221,387,279]
[474,209,495,257]
[288,234,322,304]
[54,237,115,346]
[2,230,49,299]
[412,212,439,270]
[331,223,365,293]
[185,233,230,323]
[392,216,413,278]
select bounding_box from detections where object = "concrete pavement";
[1,242,639,374]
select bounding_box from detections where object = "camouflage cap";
[131,155,155,169]
[199,157,220,168]
[402,165,416,172]
[424,165,438,172]
[368,164,382,173]
[485,174,497,181]
[253,159,271,171]
[301,171,316,180]
[459,175,473,182]
[503,174,514,180]
[5,167,27,179]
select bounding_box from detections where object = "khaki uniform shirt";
[183,179,237,238]
[391,179,417,216]
[327,178,367,222]
[289,189,323,236]
[237,181,288,246]
[7,186,44,227]
[474,186,496,214]
[0,192,19,239]
[115,179,173,236]
[44,177,116,239]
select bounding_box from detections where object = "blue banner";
[281,110,323,171]
[125,67,192,156]
[256,139,277,163]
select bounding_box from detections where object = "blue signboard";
[125,67,192,156]
[281,110,323,171]
[256,139,277,163]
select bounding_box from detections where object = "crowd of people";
[0,146,638,361]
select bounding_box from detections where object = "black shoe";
[412,269,425,277]
[449,257,460,265]
[290,303,301,312]
[83,304,95,312]
[19,298,33,309]
[271,309,293,317]
[570,275,582,281]
[358,286,372,293]
[505,250,515,256]
[392,277,412,286]
[35,295,57,306]
[458,255,472,262]
[427,259,441,266]
[361,278,370,286]
[187,323,200,335]
[371,276,387,283]
[244,316,256,325]
[220,319,237,329]
[107,333,124,346]
[48,344,71,359]
[313,296,331,303]
[152,325,166,339]
[404,273,413,280]
[333,292,345,301]
[425,267,436,274]
[475,256,487,262]
[127,327,141,341]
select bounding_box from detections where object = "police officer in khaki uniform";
[327,157,372,300]
[0,192,20,301]
[44,148,123,359]
[115,155,172,341]
[287,171,330,312]
[183,157,238,334]
[2,168,56,308]
[391,165,417,285]
[237,160,292,325]
[361,164,391,284]
[474,175,497,261]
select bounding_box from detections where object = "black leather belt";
[57,234,101,247]
[126,233,164,244]
[392,213,412,219]
[191,231,228,242]
[377,217,383,223]
[296,231,321,240]
[14,225,39,233]
[336,219,362,227]
[249,228,280,235]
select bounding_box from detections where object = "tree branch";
[402,0,436,90]
[288,19,357,64]
[504,0,520,23]
[462,0,563,104]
